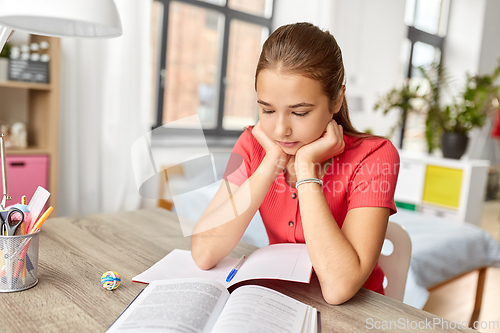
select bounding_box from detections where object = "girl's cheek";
[261,125,273,139]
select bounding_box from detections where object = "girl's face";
[256,69,342,155]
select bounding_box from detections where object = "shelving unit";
[0,35,60,214]
[394,150,490,225]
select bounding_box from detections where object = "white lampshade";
[0,0,122,38]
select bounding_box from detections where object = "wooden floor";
[422,201,500,332]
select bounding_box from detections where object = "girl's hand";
[252,121,291,173]
[295,120,344,173]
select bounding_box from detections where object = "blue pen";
[226,255,246,283]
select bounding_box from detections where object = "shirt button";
[288,221,294,227]
[291,193,297,199]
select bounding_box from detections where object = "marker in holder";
[0,230,40,292]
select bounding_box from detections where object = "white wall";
[443,0,487,95]
[273,0,337,31]
[445,0,500,162]
[478,0,500,77]
[334,0,407,137]
[444,0,500,78]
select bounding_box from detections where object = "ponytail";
[333,95,357,134]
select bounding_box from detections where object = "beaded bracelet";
[295,178,323,189]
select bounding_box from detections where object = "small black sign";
[8,59,50,84]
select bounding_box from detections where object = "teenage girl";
[191,22,400,305]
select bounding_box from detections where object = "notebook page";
[227,243,312,287]
[132,244,312,287]
[132,249,240,284]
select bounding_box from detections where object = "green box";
[395,201,416,211]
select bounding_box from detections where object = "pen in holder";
[0,133,42,291]
[0,230,40,292]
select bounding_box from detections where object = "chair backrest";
[378,221,412,302]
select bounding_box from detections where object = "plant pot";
[441,132,469,159]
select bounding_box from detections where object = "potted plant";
[0,42,10,81]
[421,61,500,159]
[375,60,500,159]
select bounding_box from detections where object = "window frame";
[406,26,444,79]
[152,0,275,141]
[399,0,448,149]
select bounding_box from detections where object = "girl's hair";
[255,22,377,141]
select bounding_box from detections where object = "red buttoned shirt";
[227,127,400,294]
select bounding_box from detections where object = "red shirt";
[228,127,400,294]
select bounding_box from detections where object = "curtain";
[58,0,152,216]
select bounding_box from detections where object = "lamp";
[0,0,122,39]
[0,0,122,209]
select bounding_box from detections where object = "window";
[399,0,450,151]
[151,0,274,140]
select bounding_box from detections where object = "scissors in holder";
[0,208,25,236]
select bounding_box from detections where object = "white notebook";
[132,243,313,288]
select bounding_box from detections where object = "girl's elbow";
[321,285,358,305]
[191,243,216,270]
[194,259,214,271]
[322,292,351,306]
[191,250,215,270]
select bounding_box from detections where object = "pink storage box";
[0,155,49,206]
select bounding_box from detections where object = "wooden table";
[0,208,475,332]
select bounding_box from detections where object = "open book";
[107,278,319,333]
[133,243,313,288]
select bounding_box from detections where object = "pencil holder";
[0,231,40,292]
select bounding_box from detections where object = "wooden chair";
[427,267,487,327]
[378,221,412,302]
[157,164,184,211]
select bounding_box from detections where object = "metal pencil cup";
[0,230,40,292]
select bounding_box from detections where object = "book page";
[107,279,229,333]
[301,307,311,333]
[211,285,308,333]
[300,307,318,333]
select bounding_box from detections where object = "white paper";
[228,243,312,286]
[132,244,313,288]
[26,186,50,230]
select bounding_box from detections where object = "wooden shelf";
[0,35,60,215]
[0,80,51,90]
[6,147,51,155]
